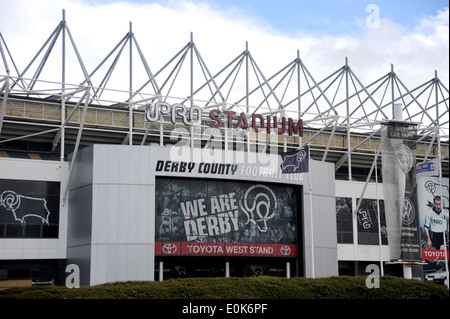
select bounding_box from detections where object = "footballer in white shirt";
[424,196,449,250]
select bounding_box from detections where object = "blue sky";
[208,0,443,32]
[141,0,449,36]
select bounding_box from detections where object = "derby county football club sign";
[155,178,298,257]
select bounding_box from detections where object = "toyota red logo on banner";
[161,243,178,254]
[155,178,299,258]
[155,242,297,257]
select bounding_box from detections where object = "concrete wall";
[66,146,94,286]
[0,157,69,260]
[335,179,389,262]
[67,145,155,286]
[302,159,338,278]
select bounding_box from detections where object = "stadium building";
[0,13,448,287]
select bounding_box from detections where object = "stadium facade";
[0,13,449,287]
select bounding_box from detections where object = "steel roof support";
[0,34,10,76]
[347,66,388,121]
[191,38,225,105]
[9,9,93,97]
[0,127,60,144]
[334,127,381,171]
[354,144,382,222]
[345,57,352,181]
[0,11,448,179]
[321,115,339,162]
[81,21,161,105]
[187,52,243,108]
[128,22,133,145]
[392,72,436,125]
[0,33,25,90]
[301,115,339,148]
[131,32,160,96]
[52,87,91,152]
[12,22,62,93]
[63,86,90,205]
[137,33,224,108]
[295,59,338,123]
[88,33,129,101]
[0,76,9,136]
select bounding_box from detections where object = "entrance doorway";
[155,257,300,279]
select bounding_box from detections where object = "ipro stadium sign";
[145,102,303,136]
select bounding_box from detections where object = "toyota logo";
[280,246,291,256]
[162,243,177,254]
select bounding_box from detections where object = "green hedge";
[0,276,448,299]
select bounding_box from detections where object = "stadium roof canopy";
[1,11,448,178]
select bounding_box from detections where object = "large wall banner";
[0,179,60,238]
[417,175,449,285]
[155,178,299,257]
[356,198,388,245]
[417,175,449,260]
[381,120,421,261]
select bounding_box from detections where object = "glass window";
[336,197,353,244]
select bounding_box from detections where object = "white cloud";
[0,0,448,109]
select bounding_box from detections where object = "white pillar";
[403,265,412,279]
[159,262,164,281]
[225,262,230,278]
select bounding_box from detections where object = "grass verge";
[0,276,448,299]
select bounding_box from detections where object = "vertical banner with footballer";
[382,121,421,261]
[155,178,299,257]
[417,174,449,283]
[419,176,449,255]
